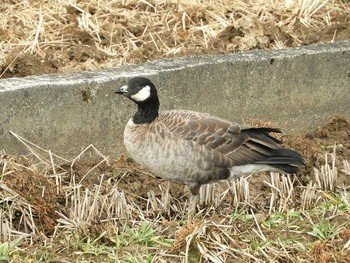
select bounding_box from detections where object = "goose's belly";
[123,124,209,184]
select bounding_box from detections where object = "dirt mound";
[1,155,58,234]
[285,115,349,175]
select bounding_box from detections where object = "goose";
[115,76,305,217]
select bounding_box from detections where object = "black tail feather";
[270,164,300,174]
[256,148,305,174]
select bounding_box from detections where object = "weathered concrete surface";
[1,41,350,159]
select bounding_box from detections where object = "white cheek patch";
[119,85,128,92]
[131,85,151,102]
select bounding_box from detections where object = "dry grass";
[1,0,350,78]
[1,129,350,262]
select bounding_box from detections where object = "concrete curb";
[1,40,350,159]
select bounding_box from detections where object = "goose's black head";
[115,77,158,105]
[115,77,159,124]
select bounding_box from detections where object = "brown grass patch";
[1,0,350,78]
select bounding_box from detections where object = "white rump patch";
[131,85,151,102]
[229,164,281,179]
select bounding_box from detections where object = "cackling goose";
[115,77,305,217]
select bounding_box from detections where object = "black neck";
[133,101,159,124]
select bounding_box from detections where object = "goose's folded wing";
[159,110,283,166]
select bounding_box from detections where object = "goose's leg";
[188,194,199,219]
[188,183,201,220]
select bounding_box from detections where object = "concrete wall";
[1,41,350,159]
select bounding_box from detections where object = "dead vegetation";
[1,0,350,78]
[1,116,349,262]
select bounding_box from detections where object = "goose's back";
[123,110,232,185]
